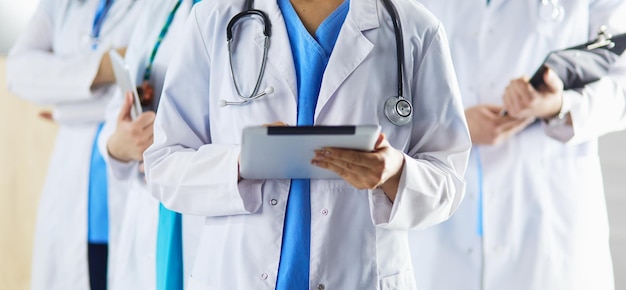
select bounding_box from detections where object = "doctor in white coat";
[411,1,626,290]
[97,0,204,289]
[6,0,144,289]
[144,0,471,289]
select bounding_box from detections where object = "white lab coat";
[143,0,471,289]
[410,1,626,290]
[6,0,144,289]
[96,0,204,289]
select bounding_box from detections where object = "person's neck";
[289,0,345,34]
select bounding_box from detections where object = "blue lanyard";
[143,0,202,81]
[143,0,183,81]
[91,0,114,47]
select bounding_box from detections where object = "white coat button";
[321,208,329,216]
[270,199,278,206]
[260,273,268,280]
[317,284,325,290]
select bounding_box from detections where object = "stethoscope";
[221,0,413,126]
[539,0,565,22]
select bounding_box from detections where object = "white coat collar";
[315,0,379,120]
[253,0,381,123]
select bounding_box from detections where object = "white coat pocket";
[379,269,417,290]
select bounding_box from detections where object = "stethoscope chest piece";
[384,96,412,126]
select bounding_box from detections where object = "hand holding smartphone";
[109,49,143,119]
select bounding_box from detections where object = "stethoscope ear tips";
[219,99,228,107]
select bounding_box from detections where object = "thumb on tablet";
[374,133,387,149]
[263,121,288,127]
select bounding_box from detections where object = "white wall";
[599,132,626,289]
[0,0,39,53]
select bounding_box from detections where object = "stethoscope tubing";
[224,0,412,126]
[380,0,404,99]
[226,7,272,102]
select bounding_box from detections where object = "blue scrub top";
[275,0,349,289]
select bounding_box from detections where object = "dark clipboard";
[529,27,626,90]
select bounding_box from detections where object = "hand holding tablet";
[240,125,381,179]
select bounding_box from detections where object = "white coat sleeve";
[6,0,106,106]
[370,24,471,230]
[543,0,626,143]
[143,9,263,217]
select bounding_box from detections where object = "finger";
[263,121,288,126]
[497,117,535,135]
[311,158,352,178]
[374,133,386,149]
[317,148,378,168]
[38,111,54,121]
[502,85,516,116]
[508,79,536,118]
[117,92,134,122]
[508,83,535,118]
[483,104,506,120]
[321,156,383,189]
[542,67,563,93]
[141,120,155,132]
[483,104,503,113]
[135,111,156,128]
[506,81,524,116]
[147,134,154,148]
[492,105,516,125]
[311,158,372,188]
[141,131,155,148]
[517,80,535,108]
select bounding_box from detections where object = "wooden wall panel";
[0,56,57,290]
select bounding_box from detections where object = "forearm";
[544,75,626,143]
[145,143,263,216]
[7,47,105,104]
[370,153,467,231]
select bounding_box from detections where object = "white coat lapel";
[315,0,378,120]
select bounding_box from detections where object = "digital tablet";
[240,125,381,179]
[109,49,142,119]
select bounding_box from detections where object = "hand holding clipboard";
[501,26,626,117]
